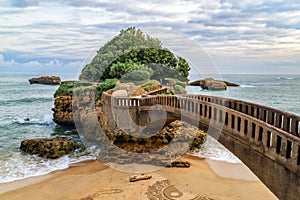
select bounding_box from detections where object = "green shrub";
[141,80,161,91]
[54,81,94,97]
[164,78,186,88]
[166,89,175,95]
[174,85,186,94]
[96,78,118,99]
[143,86,150,92]
[54,81,75,97]
[121,69,151,85]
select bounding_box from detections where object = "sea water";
[0,73,299,183]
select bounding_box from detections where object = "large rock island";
[49,27,206,163]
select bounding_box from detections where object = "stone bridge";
[101,89,300,200]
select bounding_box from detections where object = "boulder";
[188,78,239,90]
[203,78,227,90]
[20,137,78,159]
[29,76,61,85]
[112,82,147,97]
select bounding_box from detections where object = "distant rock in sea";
[29,76,61,85]
[20,137,78,159]
[189,78,239,91]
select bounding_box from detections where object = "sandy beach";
[0,155,277,200]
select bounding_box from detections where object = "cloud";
[0,53,83,76]
[0,0,299,74]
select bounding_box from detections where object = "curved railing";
[102,91,300,177]
[179,94,300,137]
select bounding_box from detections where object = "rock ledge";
[29,76,61,85]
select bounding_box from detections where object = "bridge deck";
[101,91,300,200]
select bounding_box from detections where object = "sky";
[0,0,299,75]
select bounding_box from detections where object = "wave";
[277,77,294,80]
[13,115,55,126]
[239,85,256,88]
[0,97,53,106]
[0,154,70,184]
[193,136,241,164]
[0,146,99,184]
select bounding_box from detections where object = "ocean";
[0,73,299,183]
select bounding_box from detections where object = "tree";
[79,27,190,83]
[79,27,162,81]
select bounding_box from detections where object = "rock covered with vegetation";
[52,79,162,125]
[20,137,78,159]
[29,76,61,85]
[52,28,191,125]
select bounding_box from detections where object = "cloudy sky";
[0,0,299,75]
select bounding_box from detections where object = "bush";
[141,80,161,91]
[54,81,94,97]
[54,81,75,97]
[174,85,186,94]
[96,78,118,99]
[121,69,151,85]
[166,89,175,95]
[164,78,186,88]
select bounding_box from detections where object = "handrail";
[178,94,300,137]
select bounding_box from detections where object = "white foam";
[240,85,256,88]
[14,114,54,126]
[0,153,70,183]
[277,77,294,80]
[0,144,103,184]
[193,136,242,164]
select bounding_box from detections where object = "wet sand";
[0,155,278,200]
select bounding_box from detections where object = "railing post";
[291,119,299,136]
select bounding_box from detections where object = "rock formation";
[107,120,206,153]
[29,76,61,85]
[189,78,239,90]
[52,95,74,125]
[20,137,78,159]
[52,81,162,126]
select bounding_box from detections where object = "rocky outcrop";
[52,81,162,126]
[71,88,207,166]
[93,100,206,158]
[29,76,61,85]
[95,103,206,165]
[20,137,78,159]
[52,95,74,125]
[189,78,239,90]
[109,120,206,153]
